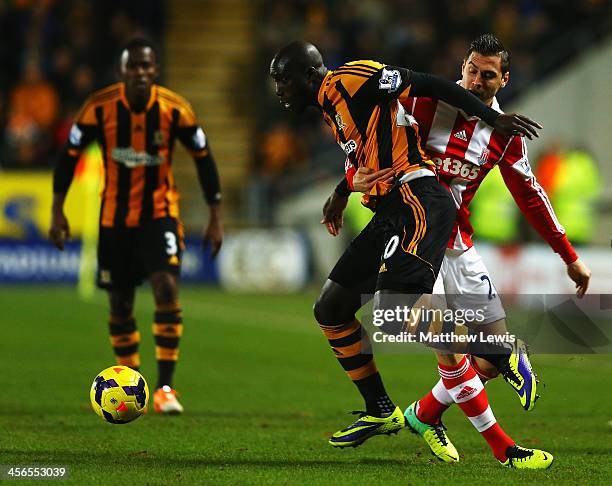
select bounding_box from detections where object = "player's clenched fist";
[49,210,71,251]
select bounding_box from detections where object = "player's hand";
[494,113,543,140]
[203,218,223,259]
[49,211,71,251]
[352,167,395,193]
[567,258,591,298]
[321,191,348,237]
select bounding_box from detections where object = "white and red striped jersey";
[401,95,577,264]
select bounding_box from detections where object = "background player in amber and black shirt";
[49,38,223,415]
[270,41,550,467]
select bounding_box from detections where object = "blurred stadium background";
[0,0,611,293]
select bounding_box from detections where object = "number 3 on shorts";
[164,231,178,256]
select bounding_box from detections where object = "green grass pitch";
[2,286,611,485]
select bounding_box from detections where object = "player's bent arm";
[499,156,577,264]
[407,72,541,139]
[499,146,591,296]
[408,71,499,127]
[503,164,592,296]
[335,177,352,198]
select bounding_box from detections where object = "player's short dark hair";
[466,34,510,74]
[121,37,158,57]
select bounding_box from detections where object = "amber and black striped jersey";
[317,60,435,206]
[54,82,221,228]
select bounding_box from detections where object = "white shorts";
[432,246,506,326]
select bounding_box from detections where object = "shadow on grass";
[0,449,410,469]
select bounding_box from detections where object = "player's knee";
[108,289,135,318]
[313,295,337,326]
[313,280,358,326]
[475,357,500,378]
[436,352,464,367]
[151,273,178,306]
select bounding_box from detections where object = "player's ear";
[500,71,509,88]
[117,50,127,81]
[306,66,318,85]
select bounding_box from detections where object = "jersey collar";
[317,71,333,108]
[119,83,158,112]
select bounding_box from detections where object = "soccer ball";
[90,366,149,424]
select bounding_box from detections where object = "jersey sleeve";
[407,72,499,126]
[175,99,209,158]
[53,97,99,193]
[66,97,98,157]
[172,99,221,204]
[499,136,578,264]
[341,61,412,104]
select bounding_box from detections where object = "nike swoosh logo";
[343,423,381,433]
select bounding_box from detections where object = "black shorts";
[97,217,184,290]
[329,176,456,295]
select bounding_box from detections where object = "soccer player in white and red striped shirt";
[323,34,590,469]
[401,34,590,468]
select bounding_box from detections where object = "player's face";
[461,52,509,105]
[270,60,311,113]
[120,47,159,97]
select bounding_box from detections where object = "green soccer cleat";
[500,445,554,469]
[328,406,405,448]
[404,402,459,463]
[499,339,540,411]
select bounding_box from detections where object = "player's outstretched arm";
[567,258,591,298]
[493,113,542,140]
[408,72,542,139]
[321,167,393,236]
[499,150,589,297]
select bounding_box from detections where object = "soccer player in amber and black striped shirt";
[50,38,223,415]
[270,41,551,468]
